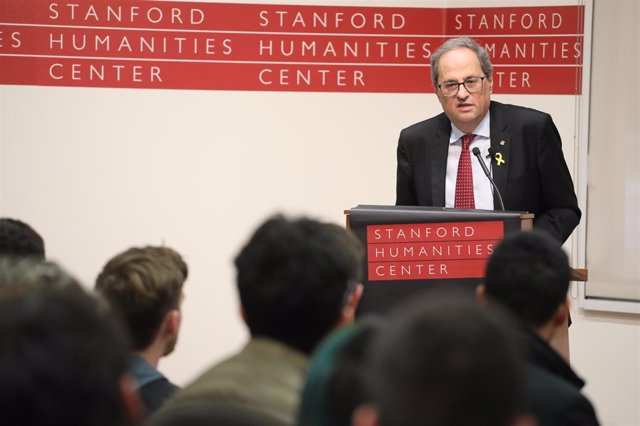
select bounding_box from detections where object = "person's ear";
[552,298,570,327]
[163,309,181,336]
[352,403,380,426]
[476,283,487,304]
[340,283,364,326]
[510,413,538,426]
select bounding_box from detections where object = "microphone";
[472,147,505,211]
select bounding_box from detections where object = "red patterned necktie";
[454,134,475,209]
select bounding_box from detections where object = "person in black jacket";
[96,246,188,416]
[479,230,600,426]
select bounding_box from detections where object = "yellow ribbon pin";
[494,152,505,166]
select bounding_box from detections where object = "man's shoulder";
[151,340,307,426]
[526,363,583,396]
[524,363,599,425]
[521,329,586,388]
[490,101,552,122]
[139,377,180,415]
[162,338,308,405]
[400,112,449,138]
[404,112,450,131]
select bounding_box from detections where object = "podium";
[344,205,534,316]
[345,204,585,361]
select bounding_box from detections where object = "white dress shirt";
[445,113,494,210]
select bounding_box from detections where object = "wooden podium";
[345,204,533,315]
[344,204,585,361]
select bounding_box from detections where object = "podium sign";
[346,205,533,315]
[367,220,504,281]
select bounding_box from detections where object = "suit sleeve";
[396,129,418,206]
[534,114,581,243]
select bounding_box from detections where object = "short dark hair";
[0,218,45,259]
[234,215,364,354]
[0,258,133,426]
[296,318,384,426]
[95,246,188,350]
[368,290,525,426]
[484,230,570,328]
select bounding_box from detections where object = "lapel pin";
[500,140,506,146]
[495,152,505,166]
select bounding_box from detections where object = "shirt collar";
[130,353,165,388]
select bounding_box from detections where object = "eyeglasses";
[437,76,486,97]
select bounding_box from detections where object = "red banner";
[0,1,586,93]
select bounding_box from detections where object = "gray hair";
[0,257,81,294]
[430,37,493,87]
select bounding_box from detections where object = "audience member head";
[296,317,384,426]
[0,217,45,259]
[481,230,571,330]
[0,257,142,426]
[234,214,364,354]
[95,246,188,355]
[356,290,529,426]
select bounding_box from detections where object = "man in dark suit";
[396,37,580,243]
[478,231,600,426]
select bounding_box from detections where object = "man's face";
[436,47,492,133]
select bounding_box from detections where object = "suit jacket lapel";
[431,115,450,207]
[489,102,510,210]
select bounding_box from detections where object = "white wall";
[1,1,638,425]
[0,86,432,382]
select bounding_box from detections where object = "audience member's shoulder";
[140,378,180,417]
[525,364,600,426]
[150,400,284,426]
[171,338,307,399]
[153,340,302,426]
